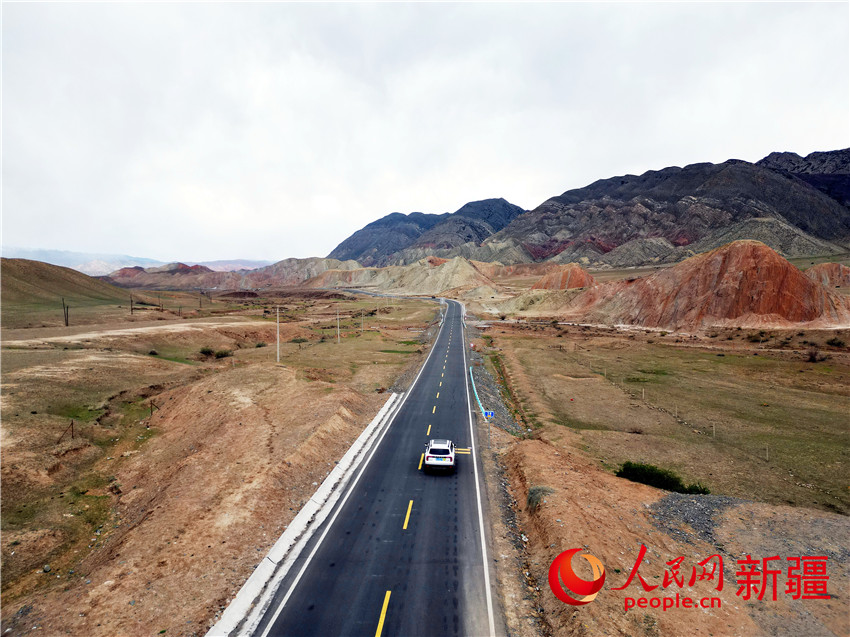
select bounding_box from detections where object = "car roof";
[429,439,452,447]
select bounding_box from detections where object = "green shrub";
[826,337,845,348]
[214,349,233,359]
[616,461,709,494]
[200,346,214,356]
[527,485,554,512]
[290,337,308,344]
[256,342,267,348]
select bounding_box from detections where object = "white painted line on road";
[460,300,497,636]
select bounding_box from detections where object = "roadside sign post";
[276,306,280,363]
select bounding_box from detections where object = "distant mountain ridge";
[0,248,272,276]
[327,198,525,266]
[103,258,361,290]
[329,149,850,269]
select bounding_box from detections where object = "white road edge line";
[253,298,450,637]
[459,300,497,636]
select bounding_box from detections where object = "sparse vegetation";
[199,346,214,356]
[806,346,828,363]
[826,337,845,348]
[616,461,709,494]
[214,349,233,359]
[527,485,554,512]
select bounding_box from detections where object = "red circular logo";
[548,548,606,606]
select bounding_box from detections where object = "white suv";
[423,439,455,473]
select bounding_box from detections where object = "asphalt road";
[253,299,496,636]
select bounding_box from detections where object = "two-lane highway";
[253,299,496,636]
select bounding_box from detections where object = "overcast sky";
[3,2,848,262]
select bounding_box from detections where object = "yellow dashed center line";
[375,591,391,637]
[418,453,424,470]
[403,500,413,530]
[432,405,436,414]
[426,424,431,436]
[436,392,439,399]
[441,372,444,377]
[439,381,442,387]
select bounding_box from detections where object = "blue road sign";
[484,411,495,419]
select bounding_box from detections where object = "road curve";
[252,299,497,636]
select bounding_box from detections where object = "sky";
[2,2,848,263]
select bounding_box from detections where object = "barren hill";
[306,256,498,296]
[1,258,132,306]
[540,241,850,330]
[104,258,361,291]
[530,264,596,290]
[805,262,850,288]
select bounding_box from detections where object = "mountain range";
[327,148,850,268]
[0,248,271,276]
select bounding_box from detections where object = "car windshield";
[429,448,450,455]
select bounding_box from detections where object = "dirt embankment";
[503,437,848,637]
[2,364,389,636]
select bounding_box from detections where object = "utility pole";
[276,306,280,363]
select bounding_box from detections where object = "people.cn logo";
[549,548,606,606]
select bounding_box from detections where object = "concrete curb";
[207,391,403,636]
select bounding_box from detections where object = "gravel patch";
[465,319,524,436]
[649,493,744,546]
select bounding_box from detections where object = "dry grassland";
[476,322,849,637]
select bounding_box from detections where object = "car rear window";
[429,449,450,455]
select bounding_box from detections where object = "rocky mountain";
[103,258,360,290]
[327,198,525,266]
[328,149,850,269]
[553,241,850,330]
[487,153,850,267]
[756,149,850,209]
